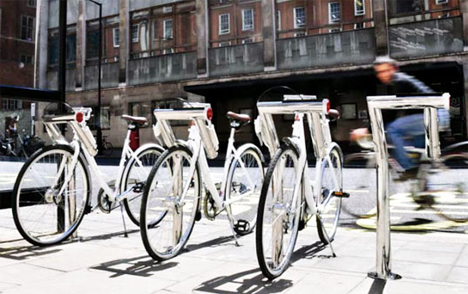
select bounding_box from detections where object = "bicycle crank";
[97,188,117,214]
[203,191,220,220]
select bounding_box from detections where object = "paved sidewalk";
[0,208,467,294]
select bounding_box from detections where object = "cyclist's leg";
[387,114,424,171]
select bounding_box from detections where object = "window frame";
[436,0,449,4]
[354,0,365,16]
[294,32,306,37]
[329,2,341,23]
[354,22,365,29]
[242,9,254,31]
[20,15,35,42]
[219,13,230,35]
[276,10,281,31]
[294,7,306,29]
[131,23,139,43]
[27,0,36,8]
[112,27,120,48]
[163,19,173,40]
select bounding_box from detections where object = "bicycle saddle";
[121,115,147,127]
[226,111,251,128]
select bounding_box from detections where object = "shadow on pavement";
[291,241,334,262]
[0,243,62,260]
[368,279,386,294]
[185,235,237,253]
[195,268,293,294]
[91,255,178,278]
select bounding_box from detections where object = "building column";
[195,0,209,77]
[461,0,468,48]
[372,0,389,56]
[75,0,85,89]
[35,0,49,90]
[262,0,276,70]
[119,0,129,85]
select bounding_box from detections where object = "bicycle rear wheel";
[12,145,90,246]
[226,145,264,235]
[122,145,164,226]
[316,146,343,243]
[140,145,201,261]
[426,153,468,222]
[256,145,301,280]
[341,152,377,219]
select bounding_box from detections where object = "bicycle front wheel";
[256,145,301,280]
[226,145,264,235]
[140,145,201,261]
[12,145,90,246]
[316,145,343,244]
[122,145,163,226]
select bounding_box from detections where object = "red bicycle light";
[75,112,84,123]
[205,107,213,120]
[323,99,330,114]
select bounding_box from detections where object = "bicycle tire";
[226,145,264,236]
[341,152,377,219]
[425,152,468,223]
[122,145,164,226]
[140,145,201,261]
[256,144,301,280]
[316,145,343,243]
[12,145,91,246]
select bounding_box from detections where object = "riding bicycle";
[255,93,346,279]
[139,102,264,261]
[343,132,468,223]
[12,103,163,246]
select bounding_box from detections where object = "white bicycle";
[12,103,164,246]
[140,103,264,261]
[255,96,346,279]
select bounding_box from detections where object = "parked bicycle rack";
[366,93,450,280]
[256,97,331,158]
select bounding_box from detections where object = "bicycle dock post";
[366,93,450,280]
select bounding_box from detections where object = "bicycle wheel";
[341,152,377,219]
[256,145,301,280]
[316,145,343,244]
[122,145,163,226]
[140,145,201,261]
[425,153,468,222]
[102,142,113,156]
[12,145,90,246]
[226,145,264,235]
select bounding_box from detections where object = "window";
[163,19,173,40]
[294,32,306,37]
[294,7,305,28]
[219,14,230,34]
[329,28,341,33]
[218,41,232,47]
[27,0,36,7]
[355,0,365,16]
[242,9,254,31]
[113,27,120,48]
[276,10,281,31]
[436,0,448,4]
[242,38,253,44]
[88,107,111,130]
[354,22,365,29]
[163,48,174,55]
[329,2,340,23]
[20,54,33,65]
[132,24,139,43]
[21,15,35,41]
[2,99,22,110]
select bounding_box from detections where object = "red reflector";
[76,112,84,123]
[206,108,213,120]
[326,100,331,113]
[295,114,300,121]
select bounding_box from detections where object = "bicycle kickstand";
[224,205,240,246]
[120,204,129,238]
[316,214,336,257]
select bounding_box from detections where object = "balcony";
[208,42,264,77]
[276,28,376,70]
[84,62,119,90]
[389,17,464,59]
[128,51,197,85]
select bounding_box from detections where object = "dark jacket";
[389,72,434,95]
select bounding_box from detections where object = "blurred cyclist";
[351,56,450,180]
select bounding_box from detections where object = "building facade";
[0,0,36,137]
[34,0,468,152]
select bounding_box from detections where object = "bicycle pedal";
[233,219,251,236]
[332,191,350,198]
[132,182,145,193]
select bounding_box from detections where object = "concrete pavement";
[1,207,468,294]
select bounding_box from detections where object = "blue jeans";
[387,114,425,170]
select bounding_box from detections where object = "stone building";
[0,0,36,137]
[34,0,468,152]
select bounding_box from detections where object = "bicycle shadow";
[0,241,62,261]
[74,229,140,243]
[291,241,335,262]
[184,235,238,253]
[91,255,178,278]
[194,268,293,294]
